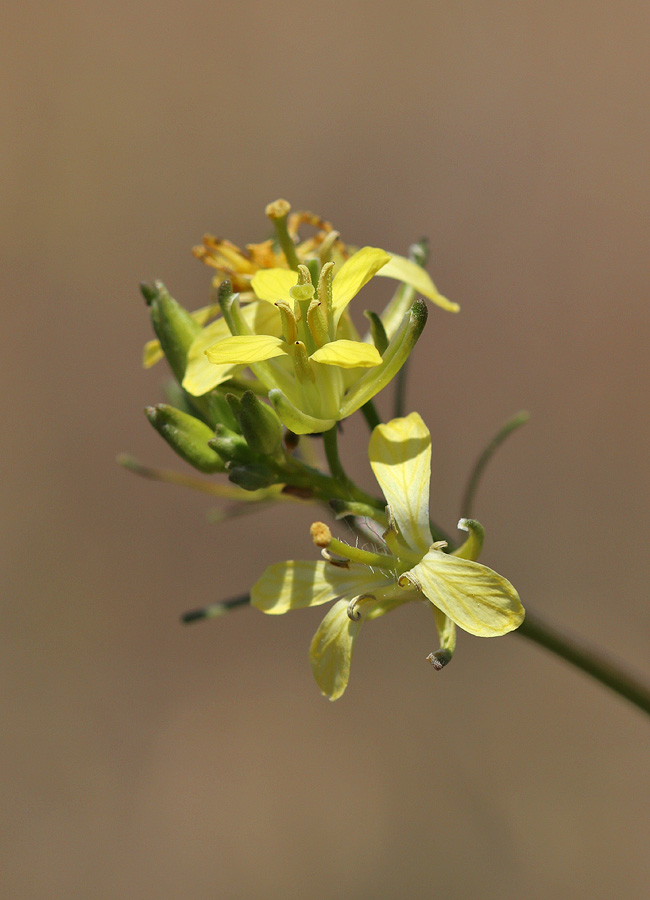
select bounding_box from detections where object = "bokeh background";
[3,1,649,898]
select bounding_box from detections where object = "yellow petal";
[331,247,391,328]
[250,560,391,615]
[182,316,241,394]
[182,302,282,396]
[309,599,366,700]
[377,255,460,313]
[143,338,164,369]
[251,268,297,304]
[205,334,288,365]
[310,339,382,369]
[368,413,433,555]
[404,550,524,637]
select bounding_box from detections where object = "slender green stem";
[181,593,250,624]
[516,609,650,717]
[360,400,382,431]
[461,411,530,518]
[282,448,384,514]
[322,425,351,486]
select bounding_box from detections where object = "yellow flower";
[201,252,429,433]
[173,200,457,399]
[250,413,524,700]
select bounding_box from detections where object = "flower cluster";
[125,199,524,700]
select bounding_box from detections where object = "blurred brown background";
[2,1,649,898]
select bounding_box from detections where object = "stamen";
[317,261,335,334]
[290,341,316,383]
[310,521,395,571]
[276,300,298,344]
[296,264,312,286]
[307,299,329,347]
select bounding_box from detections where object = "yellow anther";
[311,521,332,547]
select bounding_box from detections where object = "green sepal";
[377,238,430,340]
[227,462,281,491]
[144,404,225,473]
[216,281,240,335]
[339,299,428,419]
[268,389,337,435]
[140,282,157,305]
[329,498,387,525]
[363,310,389,355]
[234,391,284,457]
[208,424,256,466]
[204,388,241,433]
[148,281,201,383]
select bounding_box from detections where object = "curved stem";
[322,425,348,484]
[516,609,650,716]
[461,411,530,518]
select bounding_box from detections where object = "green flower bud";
[208,424,256,466]
[227,462,280,491]
[148,281,201,383]
[234,391,284,457]
[144,404,225,473]
[204,388,241,433]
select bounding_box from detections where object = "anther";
[310,521,332,547]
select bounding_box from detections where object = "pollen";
[310,521,332,547]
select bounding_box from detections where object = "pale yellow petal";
[331,247,391,327]
[309,599,365,700]
[182,302,281,395]
[251,268,297,304]
[205,334,288,365]
[182,316,240,394]
[250,560,391,615]
[368,412,433,555]
[404,550,524,637]
[143,339,164,369]
[377,255,460,312]
[310,339,382,369]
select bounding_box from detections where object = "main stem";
[516,609,650,716]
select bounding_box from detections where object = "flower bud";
[147,281,201,383]
[144,404,225,473]
[204,388,241,433]
[235,391,284,457]
[227,462,280,491]
[208,424,256,465]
